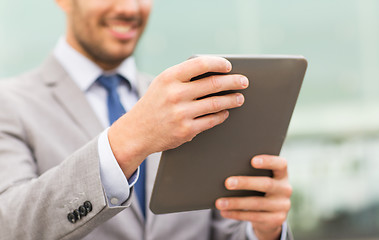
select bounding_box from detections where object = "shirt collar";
[53,37,138,92]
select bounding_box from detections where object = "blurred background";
[1,0,379,239]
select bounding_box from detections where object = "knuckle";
[196,57,210,72]
[181,122,192,136]
[283,199,291,212]
[263,178,274,190]
[234,75,242,86]
[174,67,187,80]
[175,121,193,140]
[159,70,173,84]
[210,75,221,90]
[172,106,186,122]
[280,157,288,170]
[167,89,183,104]
[284,184,293,197]
[187,132,197,142]
[275,212,287,225]
[210,98,221,111]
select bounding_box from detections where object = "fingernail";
[236,94,244,105]
[254,157,263,166]
[218,199,229,209]
[227,178,238,189]
[224,110,229,118]
[226,61,232,71]
[240,76,248,87]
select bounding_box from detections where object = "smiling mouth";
[110,25,133,34]
[105,16,142,40]
[106,20,140,40]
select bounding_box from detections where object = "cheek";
[79,13,107,41]
[140,2,152,22]
[76,1,109,31]
[71,7,93,33]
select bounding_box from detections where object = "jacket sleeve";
[210,210,295,240]
[210,210,248,240]
[0,92,132,240]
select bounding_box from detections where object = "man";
[0,0,293,239]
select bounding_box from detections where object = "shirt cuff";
[246,221,288,240]
[98,128,139,207]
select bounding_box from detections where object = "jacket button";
[67,212,77,224]
[73,209,81,220]
[78,205,88,217]
[83,201,92,212]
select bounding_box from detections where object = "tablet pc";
[150,55,307,214]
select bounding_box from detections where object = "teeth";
[111,25,132,34]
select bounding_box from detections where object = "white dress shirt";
[53,37,287,240]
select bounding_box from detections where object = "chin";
[112,51,133,61]
[109,44,136,58]
[96,52,132,69]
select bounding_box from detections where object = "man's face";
[61,0,152,69]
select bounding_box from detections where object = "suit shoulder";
[0,66,45,93]
[0,64,53,114]
[0,55,66,94]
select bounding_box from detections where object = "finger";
[190,93,244,118]
[188,74,248,100]
[216,196,291,212]
[251,155,288,179]
[220,210,287,227]
[224,176,292,197]
[170,56,232,82]
[192,110,229,135]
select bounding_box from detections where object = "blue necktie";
[97,74,146,218]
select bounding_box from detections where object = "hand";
[215,155,292,240]
[109,56,249,178]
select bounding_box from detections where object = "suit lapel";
[40,57,153,140]
[130,190,144,224]
[40,55,104,140]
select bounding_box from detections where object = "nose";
[114,0,140,15]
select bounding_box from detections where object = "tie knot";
[97,74,123,92]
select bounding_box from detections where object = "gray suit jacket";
[0,56,293,240]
